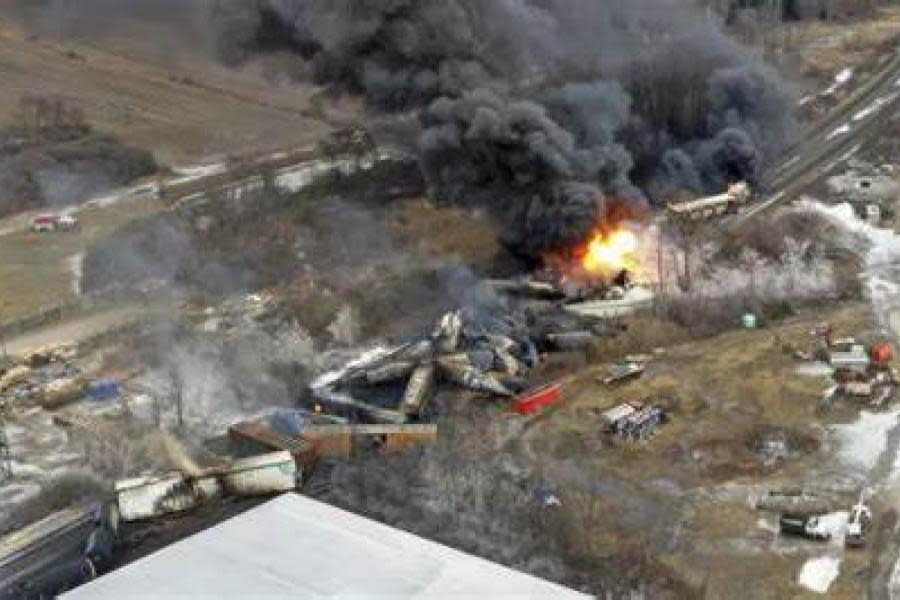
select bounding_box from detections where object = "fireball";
[581,229,639,275]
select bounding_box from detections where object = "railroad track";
[733,48,900,227]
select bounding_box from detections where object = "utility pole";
[656,221,667,317]
[0,401,12,484]
[169,366,184,429]
[0,301,8,363]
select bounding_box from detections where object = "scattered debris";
[602,401,667,441]
[603,361,646,386]
[533,484,562,508]
[309,279,633,426]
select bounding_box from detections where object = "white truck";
[779,513,832,542]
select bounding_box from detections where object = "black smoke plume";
[205,0,794,257]
[7,0,796,256]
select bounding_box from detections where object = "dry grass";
[0,193,164,320]
[779,6,900,79]
[0,19,338,164]
[386,198,503,265]
[566,303,873,426]
[530,302,879,597]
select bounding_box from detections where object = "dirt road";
[2,305,150,358]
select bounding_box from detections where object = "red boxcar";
[513,382,562,415]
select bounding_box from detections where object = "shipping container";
[513,382,562,414]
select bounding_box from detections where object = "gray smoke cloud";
[7,0,796,256]
[204,0,794,256]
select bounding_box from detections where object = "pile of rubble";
[789,322,898,407]
[189,290,281,335]
[0,344,89,410]
[310,277,639,424]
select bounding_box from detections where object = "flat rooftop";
[63,493,589,599]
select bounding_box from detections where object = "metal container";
[116,473,204,522]
[513,382,562,415]
[220,451,298,496]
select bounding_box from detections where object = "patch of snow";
[9,461,49,478]
[67,252,84,296]
[798,556,841,594]
[0,482,41,505]
[756,517,778,534]
[830,406,900,471]
[822,68,855,97]
[818,511,850,546]
[168,163,227,185]
[826,123,851,141]
[835,68,854,85]
[852,93,898,122]
[800,201,900,324]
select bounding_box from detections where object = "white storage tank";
[220,451,298,496]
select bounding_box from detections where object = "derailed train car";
[0,502,119,599]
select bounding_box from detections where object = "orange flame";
[581,229,639,275]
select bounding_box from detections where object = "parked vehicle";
[779,513,832,542]
[57,214,79,231]
[845,497,872,549]
[29,213,79,233]
[0,501,118,599]
[30,213,58,233]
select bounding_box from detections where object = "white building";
[63,493,589,599]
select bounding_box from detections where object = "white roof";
[63,493,588,599]
[602,404,636,423]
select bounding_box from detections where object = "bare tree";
[168,366,184,429]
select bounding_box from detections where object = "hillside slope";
[0,18,345,164]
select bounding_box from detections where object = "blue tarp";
[86,380,120,401]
